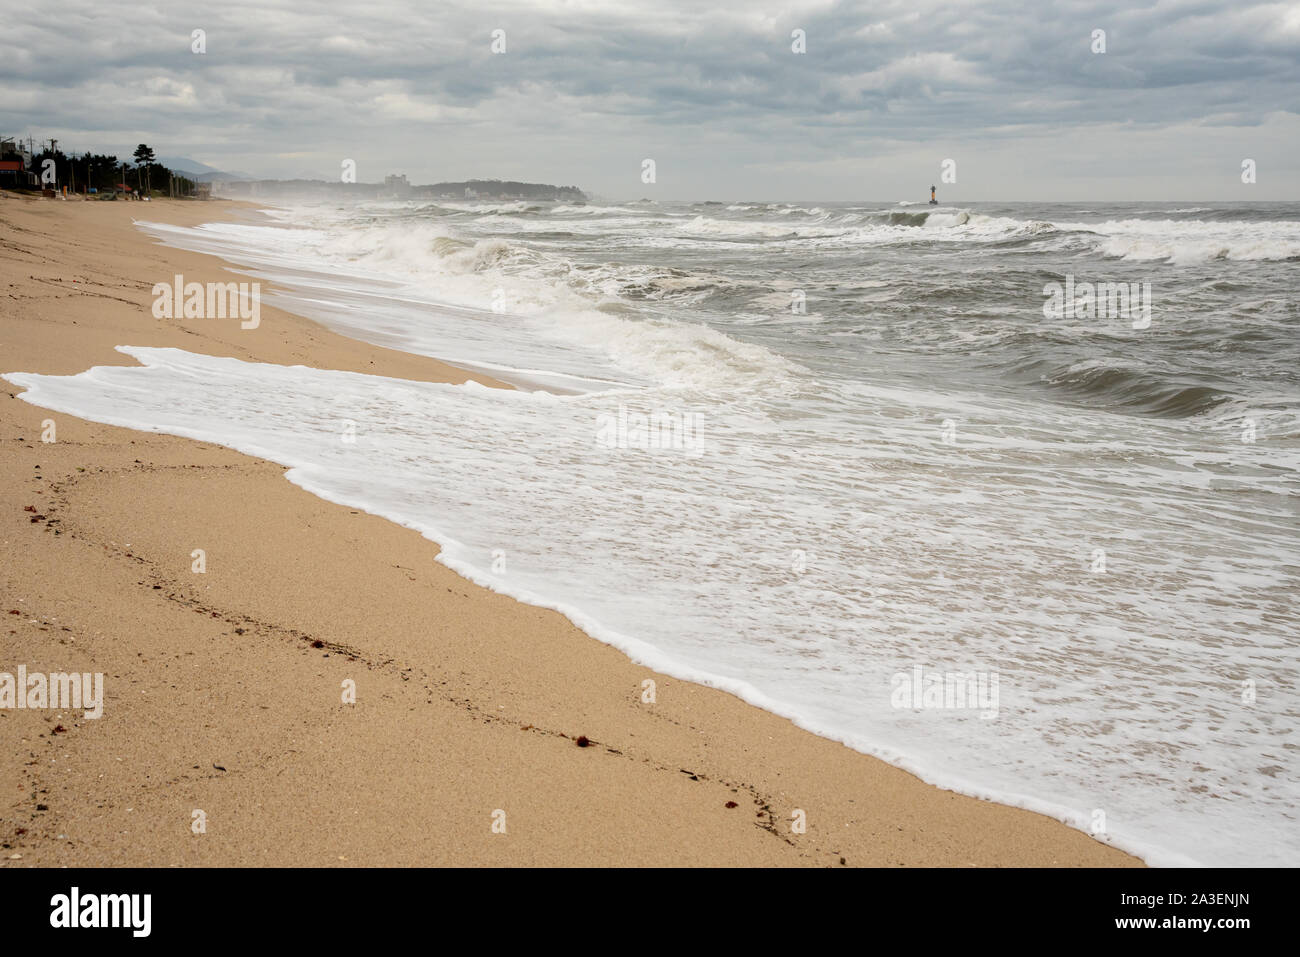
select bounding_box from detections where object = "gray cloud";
[2,0,1297,199]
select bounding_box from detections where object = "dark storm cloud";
[2,0,1297,198]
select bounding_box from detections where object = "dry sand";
[0,193,1141,866]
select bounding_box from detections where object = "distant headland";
[215,175,586,202]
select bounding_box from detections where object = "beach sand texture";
[0,194,1141,866]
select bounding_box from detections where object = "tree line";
[0,142,197,195]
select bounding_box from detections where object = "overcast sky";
[2,0,1297,200]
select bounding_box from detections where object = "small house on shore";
[0,159,38,188]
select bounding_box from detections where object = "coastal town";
[0,137,203,199]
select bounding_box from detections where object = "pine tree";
[133,144,155,196]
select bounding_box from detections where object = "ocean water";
[9,199,1299,866]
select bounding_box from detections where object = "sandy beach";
[0,194,1142,867]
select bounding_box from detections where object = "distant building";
[383,173,411,198]
[464,187,478,199]
[195,182,212,200]
[0,138,32,168]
